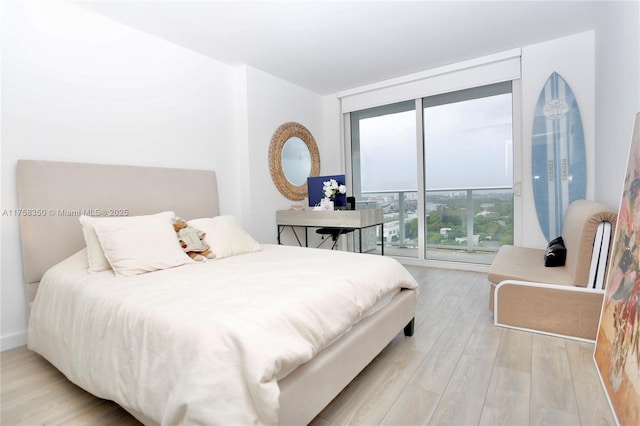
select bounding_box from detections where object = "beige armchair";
[488,199,617,340]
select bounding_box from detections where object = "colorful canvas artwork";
[595,113,640,426]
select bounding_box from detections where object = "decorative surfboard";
[532,72,587,241]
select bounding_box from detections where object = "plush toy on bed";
[173,217,215,262]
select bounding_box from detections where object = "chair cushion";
[488,245,573,285]
[316,227,354,235]
[561,200,617,286]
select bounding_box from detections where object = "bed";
[16,159,419,425]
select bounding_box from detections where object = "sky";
[358,93,513,193]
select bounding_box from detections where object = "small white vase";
[320,197,334,211]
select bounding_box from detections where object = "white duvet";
[28,244,418,425]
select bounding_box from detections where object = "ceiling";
[75,1,610,95]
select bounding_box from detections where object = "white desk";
[276,208,384,254]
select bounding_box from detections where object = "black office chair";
[316,196,356,250]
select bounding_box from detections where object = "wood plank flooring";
[1,267,615,425]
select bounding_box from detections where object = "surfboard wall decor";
[532,72,587,241]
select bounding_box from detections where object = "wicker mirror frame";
[269,122,321,201]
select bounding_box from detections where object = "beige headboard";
[16,160,219,305]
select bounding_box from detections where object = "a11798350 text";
[2,208,129,217]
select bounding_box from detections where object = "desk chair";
[316,196,356,250]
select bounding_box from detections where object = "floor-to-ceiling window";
[350,82,514,264]
[423,82,513,263]
[350,101,417,249]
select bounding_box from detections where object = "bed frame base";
[278,289,416,425]
[123,290,417,426]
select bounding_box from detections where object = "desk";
[276,208,384,255]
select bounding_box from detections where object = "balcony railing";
[359,187,513,261]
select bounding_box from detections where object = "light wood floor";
[1,267,615,425]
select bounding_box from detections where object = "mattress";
[28,244,419,425]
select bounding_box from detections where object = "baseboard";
[1,330,27,352]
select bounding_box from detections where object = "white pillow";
[90,212,191,277]
[80,211,177,273]
[188,215,261,259]
[79,215,112,272]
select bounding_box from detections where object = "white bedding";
[28,244,419,425]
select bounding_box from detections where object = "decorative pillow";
[544,236,567,267]
[188,215,262,259]
[90,212,191,277]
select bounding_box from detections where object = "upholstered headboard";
[16,160,219,306]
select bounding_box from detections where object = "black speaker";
[347,196,356,210]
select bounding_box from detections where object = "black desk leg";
[279,225,304,247]
[292,227,302,247]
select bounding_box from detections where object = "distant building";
[426,202,445,213]
[455,235,480,245]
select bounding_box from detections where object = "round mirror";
[269,122,320,200]
[281,137,312,186]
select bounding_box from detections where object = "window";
[350,82,514,264]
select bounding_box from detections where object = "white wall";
[242,66,334,245]
[1,1,239,350]
[0,2,337,350]
[594,1,640,210]
[520,32,596,249]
